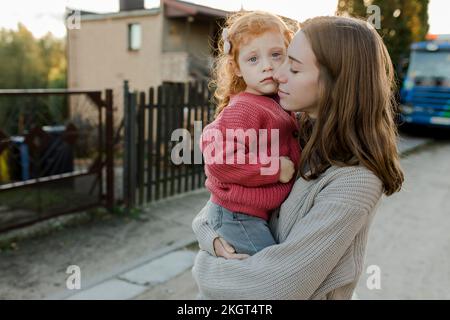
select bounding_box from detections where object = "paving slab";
[119,250,197,286]
[67,279,147,300]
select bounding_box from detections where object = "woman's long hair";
[298,16,404,196]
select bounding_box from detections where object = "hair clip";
[222,28,231,54]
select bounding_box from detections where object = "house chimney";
[120,0,145,11]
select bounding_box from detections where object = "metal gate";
[0,89,114,232]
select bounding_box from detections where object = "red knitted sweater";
[200,92,301,220]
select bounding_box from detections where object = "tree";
[0,24,47,89]
[0,24,67,134]
[336,0,429,71]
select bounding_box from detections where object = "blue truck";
[399,34,450,128]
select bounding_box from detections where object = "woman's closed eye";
[272,52,283,60]
[290,68,299,74]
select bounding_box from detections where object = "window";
[128,23,141,51]
[407,51,450,79]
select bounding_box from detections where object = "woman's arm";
[191,203,219,257]
[192,171,382,300]
[192,203,257,259]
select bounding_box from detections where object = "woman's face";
[273,31,320,118]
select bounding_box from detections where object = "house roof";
[67,1,229,23]
[70,7,161,22]
[163,0,229,19]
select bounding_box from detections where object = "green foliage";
[111,205,144,220]
[336,0,430,69]
[0,24,67,134]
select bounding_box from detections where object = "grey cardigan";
[191,165,383,300]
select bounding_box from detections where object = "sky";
[0,0,448,39]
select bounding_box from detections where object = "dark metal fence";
[123,80,214,209]
[0,89,114,232]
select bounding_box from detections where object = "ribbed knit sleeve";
[201,102,281,187]
[191,167,383,299]
[191,203,218,257]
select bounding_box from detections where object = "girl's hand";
[279,156,295,183]
[213,237,250,260]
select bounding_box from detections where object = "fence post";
[147,87,155,202]
[123,80,130,212]
[137,91,146,205]
[105,89,114,212]
[123,81,138,212]
[129,91,138,210]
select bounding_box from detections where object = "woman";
[192,16,404,300]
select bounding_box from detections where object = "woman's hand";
[213,237,250,259]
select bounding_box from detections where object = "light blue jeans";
[206,200,277,256]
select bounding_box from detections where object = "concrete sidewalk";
[57,190,211,300]
[0,189,210,299]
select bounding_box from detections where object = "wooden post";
[105,89,114,212]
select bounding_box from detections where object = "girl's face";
[234,31,286,96]
[274,31,320,118]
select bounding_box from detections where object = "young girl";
[198,11,301,256]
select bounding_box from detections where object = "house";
[67,0,229,119]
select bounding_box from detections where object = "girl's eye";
[272,52,282,59]
[249,57,257,63]
[290,69,299,74]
